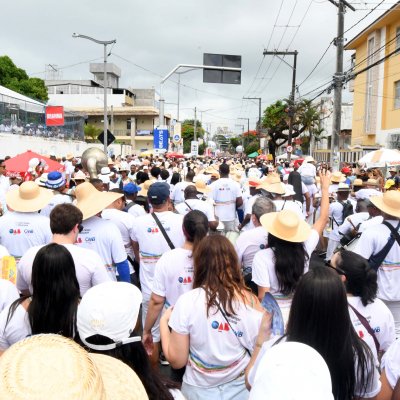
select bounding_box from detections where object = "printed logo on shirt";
[211,320,243,337]
[9,229,21,235]
[85,237,96,242]
[178,276,192,284]
[147,227,159,233]
[75,237,83,244]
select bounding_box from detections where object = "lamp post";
[72,33,116,154]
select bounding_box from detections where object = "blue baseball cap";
[147,182,170,205]
[123,183,141,195]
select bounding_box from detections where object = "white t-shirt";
[235,226,268,270]
[76,216,127,280]
[0,212,52,258]
[329,201,346,241]
[169,287,262,387]
[0,302,31,350]
[241,194,260,232]
[298,162,316,178]
[152,248,193,307]
[348,296,395,353]
[171,181,191,204]
[354,220,400,301]
[175,199,216,222]
[0,279,19,313]
[210,178,241,222]
[273,199,303,220]
[252,229,320,295]
[248,336,381,398]
[17,243,111,297]
[40,193,73,217]
[101,208,136,259]
[381,340,400,389]
[126,201,146,218]
[338,212,370,236]
[131,211,185,297]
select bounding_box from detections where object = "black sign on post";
[203,53,241,85]
[97,130,116,147]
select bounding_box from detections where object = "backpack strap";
[151,213,175,250]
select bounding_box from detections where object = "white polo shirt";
[210,178,241,222]
[40,193,73,217]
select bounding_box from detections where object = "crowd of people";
[0,151,399,399]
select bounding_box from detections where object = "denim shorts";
[181,375,248,400]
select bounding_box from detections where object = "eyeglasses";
[325,260,347,276]
[78,224,84,233]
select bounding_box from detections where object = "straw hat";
[138,180,153,197]
[204,166,215,174]
[6,181,53,212]
[353,178,363,187]
[75,182,123,220]
[35,173,48,187]
[73,170,88,181]
[195,180,211,194]
[260,210,312,242]
[337,183,350,192]
[0,334,148,400]
[248,177,262,188]
[331,171,346,183]
[257,176,286,195]
[66,153,74,161]
[231,172,242,183]
[366,178,378,186]
[370,191,400,218]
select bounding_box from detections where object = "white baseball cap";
[249,342,333,400]
[77,282,143,351]
[282,184,296,197]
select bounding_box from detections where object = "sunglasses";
[78,224,84,233]
[325,260,347,276]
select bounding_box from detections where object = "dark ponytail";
[337,250,377,306]
[183,210,209,251]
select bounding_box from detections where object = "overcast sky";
[2,0,394,134]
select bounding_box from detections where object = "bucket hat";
[260,209,311,242]
[0,334,148,400]
[78,282,142,351]
[75,182,123,220]
[6,181,53,212]
[45,171,66,189]
[370,191,400,218]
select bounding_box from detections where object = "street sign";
[172,123,181,144]
[203,53,241,84]
[98,130,115,146]
[153,127,169,150]
[191,141,199,156]
[287,145,293,153]
[45,106,64,126]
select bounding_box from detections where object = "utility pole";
[194,107,197,141]
[243,97,261,135]
[238,117,250,135]
[263,51,298,161]
[328,0,355,171]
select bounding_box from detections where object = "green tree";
[84,124,101,142]
[0,56,48,101]
[181,119,204,153]
[245,140,259,155]
[261,98,321,159]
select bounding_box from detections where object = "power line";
[30,58,103,76]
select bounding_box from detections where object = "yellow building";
[345,2,400,148]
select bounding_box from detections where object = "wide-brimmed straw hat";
[75,182,123,220]
[195,180,211,194]
[353,178,363,187]
[366,178,379,186]
[66,153,74,161]
[337,183,350,192]
[72,170,87,182]
[257,176,285,195]
[260,209,312,243]
[331,171,346,183]
[370,191,400,218]
[138,180,153,197]
[6,181,53,212]
[0,334,148,400]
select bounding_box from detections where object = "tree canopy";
[0,56,48,101]
[181,119,204,153]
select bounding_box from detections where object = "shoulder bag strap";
[348,303,380,354]
[184,201,193,211]
[382,221,400,246]
[216,301,251,357]
[151,213,175,250]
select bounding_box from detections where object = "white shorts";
[141,296,161,343]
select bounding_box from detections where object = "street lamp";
[72,33,116,154]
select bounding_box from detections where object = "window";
[396,27,400,53]
[365,36,375,133]
[127,119,131,130]
[395,81,400,109]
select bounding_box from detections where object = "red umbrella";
[166,152,185,159]
[4,150,65,175]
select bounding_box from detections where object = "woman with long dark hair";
[247,267,381,400]
[251,171,330,323]
[0,243,79,354]
[77,281,181,400]
[330,250,395,356]
[160,236,263,400]
[170,172,181,186]
[143,210,209,353]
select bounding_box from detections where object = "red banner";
[45,106,64,126]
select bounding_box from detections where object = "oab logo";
[147,227,159,234]
[178,276,192,284]
[211,321,230,332]
[9,229,21,235]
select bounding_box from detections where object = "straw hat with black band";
[260,209,312,243]
[370,191,400,219]
[6,181,53,213]
[75,182,123,220]
[0,334,148,400]
[257,176,286,195]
